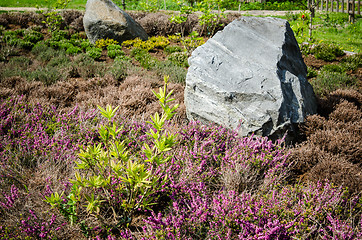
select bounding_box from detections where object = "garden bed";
[0,10,361,239]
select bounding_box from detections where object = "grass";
[279,12,362,53]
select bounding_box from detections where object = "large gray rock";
[83,0,148,44]
[185,17,317,140]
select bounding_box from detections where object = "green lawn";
[0,0,87,9]
[277,12,362,53]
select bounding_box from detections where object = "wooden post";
[331,0,334,11]
[342,0,345,12]
[337,0,339,12]
[358,0,361,15]
[326,0,329,10]
[321,0,323,10]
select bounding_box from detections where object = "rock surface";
[185,16,317,140]
[83,0,148,44]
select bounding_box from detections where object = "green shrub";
[69,38,83,48]
[35,47,58,63]
[154,60,187,84]
[321,64,345,73]
[340,53,362,71]
[86,47,102,60]
[66,45,82,55]
[23,30,43,44]
[59,40,74,50]
[19,40,34,50]
[31,43,50,55]
[0,45,19,62]
[167,51,189,67]
[114,55,131,62]
[307,66,318,78]
[311,71,357,96]
[109,59,128,82]
[70,32,87,40]
[80,40,92,50]
[28,66,62,86]
[312,44,345,61]
[45,77,178,231]
[131,48,157,69]
[8,56,31,69]
[107,49,125,59]
[164,45,183,55]
[73,53,107,78]
[47,53,70,67]
[106,44,122,51]
[45,39,61,49]
[51,30,69,41]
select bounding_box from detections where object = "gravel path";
[0,7,303,16]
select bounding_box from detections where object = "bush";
[312,43,345,61]
[8,56,31,69]
[311,71,357,96]
[47,53,70,67]
[23,30,43,44]
[94,38,119,49]
[35,47,59,63]
[73,53,107,78]
[18,40,34,50]
[154,60,187,84]
[109,59,128,82]
[86,47,102,60]
[27,66,62,86]
[50,30,69,41]
[107,48,125,59]
[66,45,82,55]
[167,51,189,67]
[321,64,345,73]
[130,48,157,69]
[80,40,92,50]
[31,43,50,55]
[164,45,183,55]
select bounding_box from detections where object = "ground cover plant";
[0,8,361,239]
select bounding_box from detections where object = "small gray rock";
[83,0,148,44]
[185,16,317,141]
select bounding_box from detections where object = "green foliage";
[167,51,189,67]
[47,53,71,67]
[109,59,128,82]
[34,46,58,63]
[130,48,157,69]
[19,40,34,50]
[66,45,82,55]
[8,56,31,69]
[23,30,44,44]
[340,53,362,71]
[86,47,102,60]
[73,53,107,79]
[51,30,69,41]
[306,66,317,78]
[312,43,345,61]
[321,64,345,73]
[311,71,357,96]
[106,44,125,59]
[154,61,187,84]
[80,40,92,50]
[164,45,183,55]
[45,76,178,231]
[181,31,205,54]
[42,11,64,32]
[28,66,63,86]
